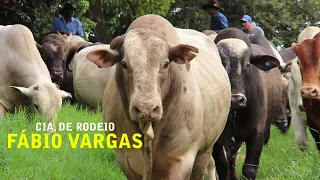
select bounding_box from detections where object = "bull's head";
[37,39,67,84]
[10,83,72,123]
[217,39,280,109]
[86,29,198,139]
[292,39,320,100]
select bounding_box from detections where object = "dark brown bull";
[292,38,320,151]
[37,34,91,103]
[248,34,290,134]
[212,28,282,180]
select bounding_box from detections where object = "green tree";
[0,0,96,41]
[88,0,175,43]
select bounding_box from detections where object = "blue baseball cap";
[241,15,252,22]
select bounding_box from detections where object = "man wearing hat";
[50,3,84,37]
[201,0,228,33]
[241,15,265,36]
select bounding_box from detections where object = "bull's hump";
[218,38,249,57]
[126,14,179,45]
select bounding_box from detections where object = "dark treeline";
[1,0,319,47]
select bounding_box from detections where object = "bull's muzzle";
[50,71,63,83]
[301,86,319,99]
[132,104,161,121]
[231,93,247,108]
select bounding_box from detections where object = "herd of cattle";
[1,14,320,180]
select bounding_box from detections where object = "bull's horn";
[284,61,293,70]
[35,41,42,49]
[57,31,62,36]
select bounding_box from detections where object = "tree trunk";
[88,0,113,43]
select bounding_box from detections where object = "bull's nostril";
[312,89,317,94]
[134,107,140,114]
[152,106,159,113]
[239,97,244,103]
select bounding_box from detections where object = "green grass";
[0,103,125,180]
[235,126,320,180]
[1,103,320,179]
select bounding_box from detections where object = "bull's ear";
[291,42,298,54]
[60,90,72,101]
[250,55,280,71]
[250,44,280,71]
[86,49,119,68]
[10,86,31,97]
[169,44,199,64]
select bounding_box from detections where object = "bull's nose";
[301,87,319,98]
[231,94,247,108]
[50,72,63,81]
[132,104,161,121]
[52,71,63,77]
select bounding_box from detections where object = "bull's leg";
[226,143,242,180]
[0,103,6,119]
[159,150,197,180]
[242,132,264,180]
[190,146,213,180]
[307,120,320,151]
[207,156,216,180]
[264,126,271,145]
[119,157,142,180]
[212,142,229,180]
[292,112,309,149]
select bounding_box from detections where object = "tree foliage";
[0,0,319,47]
[0,0,95,42]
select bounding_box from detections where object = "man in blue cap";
[241,15,265,36]
[201,0,228,33]
[50,3,84,37]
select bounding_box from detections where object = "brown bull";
[292,38,320,151]
[37,33,91,103]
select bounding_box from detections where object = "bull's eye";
[246,64,250,68]
[163,62,170,70]
[120,61,127,69]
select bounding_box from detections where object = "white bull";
[72,44,115,108]
[0,24,71,123]
[86,14,231,180]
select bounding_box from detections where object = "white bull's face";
[86,29,199,139]
[11,83,71,121]
[122,32,169,123]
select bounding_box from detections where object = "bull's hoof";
[242,165,257,180]
[298,142,309,151]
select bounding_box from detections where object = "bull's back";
[0,25,50,110]
[298,26,320,43]
[73,45,115,108]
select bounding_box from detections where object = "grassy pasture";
[0,103,319,179]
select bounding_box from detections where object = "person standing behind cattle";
[50,3,84,37]
[241,14,265,36]
[201,0,228,33]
